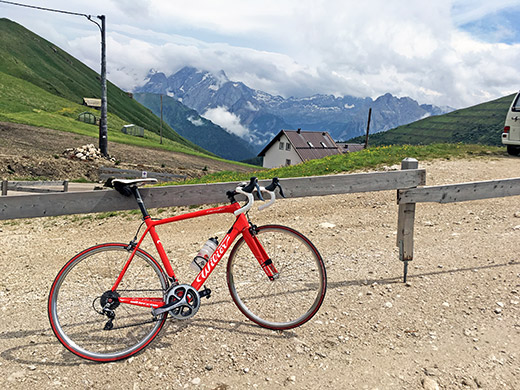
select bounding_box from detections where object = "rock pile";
[63,144,116,162]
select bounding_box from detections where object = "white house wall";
[263,134,302,168]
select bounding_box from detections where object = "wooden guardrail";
[1,180,69,196]
[396,158,520,282]
[99,167,187,182]
[0,168,425,220]
[3,158,520,284]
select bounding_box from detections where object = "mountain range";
[136,67,453,151]
[349,93,514,147]
[2,18,506,166]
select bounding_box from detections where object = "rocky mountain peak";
[136,67,453,148]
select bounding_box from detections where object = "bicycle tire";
[226,225,326,330]
[48,243,168,362]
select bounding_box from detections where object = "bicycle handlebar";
[109,176,284,217]
[233,177,285,216]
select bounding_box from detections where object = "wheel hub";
[100,290,120,311]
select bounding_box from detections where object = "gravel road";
[0,156,519,389]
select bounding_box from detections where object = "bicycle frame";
[114,202,278,310]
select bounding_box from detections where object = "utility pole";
[364,107,372,149]
[0,2,108,156]
[99,15,108,156]
[89,15,108,157]
[160,94,163,144]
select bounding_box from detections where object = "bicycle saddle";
[112,178,158,186]
[107,178,158,196]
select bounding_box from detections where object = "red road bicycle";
[48,177,327,362]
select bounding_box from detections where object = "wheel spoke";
[49,244,167,362]
[227,226,326,329]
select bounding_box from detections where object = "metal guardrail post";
[396,158,418,283]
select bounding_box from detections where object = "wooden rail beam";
[1,180,69,195]
[398,177,520,204]
[0,169,425,221]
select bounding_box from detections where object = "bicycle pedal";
[200,287,212,299]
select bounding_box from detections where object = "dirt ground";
[0,122,519,388]
[0,154,519,389]
[0,122,254,181]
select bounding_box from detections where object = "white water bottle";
[190,237,218,271]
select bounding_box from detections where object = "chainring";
[165,284,200,320]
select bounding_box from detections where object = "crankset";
[152,284,200,320]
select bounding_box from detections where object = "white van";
[502,91,520,155]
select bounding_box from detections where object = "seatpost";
[130,186,150,218]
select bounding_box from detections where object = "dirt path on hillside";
[0,156,519,389]
[0,122,254,181]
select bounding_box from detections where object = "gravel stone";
[1,150,519,389]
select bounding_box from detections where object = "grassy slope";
[0,71,213,155]
[351,94,515,146]
[0,18,211,156]
[172,143,505,185]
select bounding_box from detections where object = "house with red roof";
[258,129,344,168]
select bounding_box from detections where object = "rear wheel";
[48,243,168,362]
[507,145,520,156]
[227,225,326,330]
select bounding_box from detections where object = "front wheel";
[48,243,168,362]
[227,225,326,330]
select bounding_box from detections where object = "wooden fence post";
[1,180,7,196]
[397,158,418,283]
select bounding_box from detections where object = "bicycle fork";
[242,225,279,281]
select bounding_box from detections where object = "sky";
[1,0,520,109]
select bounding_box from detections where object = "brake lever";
[266,178,286,198]
[241,177,257,193]
[277,183,286,198]
[265,177,278,192]
[255,182,264,201]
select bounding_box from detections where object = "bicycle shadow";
[0,316,295,367]
[3,260,516,367]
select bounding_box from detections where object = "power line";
[0,0,89,18]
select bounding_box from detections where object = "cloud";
[108,0,153,19]
[187,116,204,126]
[2,0,520,109]
[202,107,251,138]
[246,101,259,111]
[99,0,519,108]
